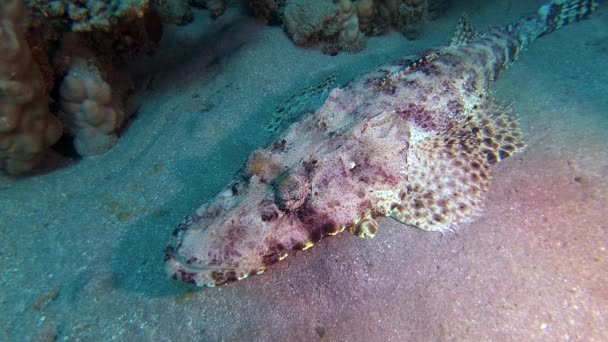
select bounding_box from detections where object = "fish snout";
[164,245,240,287]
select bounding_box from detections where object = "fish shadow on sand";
[109,103,278,296]
[586,36,608,54]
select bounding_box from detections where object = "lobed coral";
[153,0,193,25]
[2,0,229,175]
[394,0,427,38]
[27,0,150,32]
[58,54,129,156]
[248,0,285,24]
[283,0,339,46]
[25,1,154,165]
[356,0,374,33]
[283,0,366,54]
[190,0,227,18]
[0,0,62,175]
[258,0,451,53]
[427,0,448,20]
[333,0,366,53]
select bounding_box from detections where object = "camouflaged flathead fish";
[165,0,598,287]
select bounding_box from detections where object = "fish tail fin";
[537,0,598,36]
[490,0,598,70]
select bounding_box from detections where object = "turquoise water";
[1,1,607,340]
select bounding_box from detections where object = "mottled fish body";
[165,0,598,287]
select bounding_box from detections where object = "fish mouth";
[163,175,280,287]
[162,150,320,287]
[162,126,395,287]
[163,204,241,287]
[164,244,242,287]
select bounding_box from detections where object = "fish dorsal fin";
[449,14,478,46]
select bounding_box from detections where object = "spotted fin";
[538,0,598,36]
[391,126,491,232]
[449,14,478,47]
[471,101,526,164]
[389,101,525,232]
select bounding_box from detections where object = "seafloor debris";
[153,0,193,25]
[248,0,285,24]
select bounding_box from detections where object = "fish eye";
[274,173,311,212]
[260,199,279,221]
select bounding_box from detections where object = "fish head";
[165,112,414,287]
[164,148,342,287]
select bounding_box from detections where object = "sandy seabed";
[1,0,606,340]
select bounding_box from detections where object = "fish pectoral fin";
[391,127,492,233]
[449,14,478,47]
[471,100,526,165]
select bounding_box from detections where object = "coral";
[374,0,425,38]
[0,0,62,175]
[283,0,339,46]
[396,0,426,38]
[153,0,193,25]
[334,0,366,52]
[248,0,285,24]
[190,0,227,18]
[427,0,449,20]
[58,54,127,156]
[27,0,150,32]
[356,0,374,34]
[276,0,450,53]
[20,0,155,163]
[283,0,365,54]
[374,0,451,38]
[26,0,162,64]
[73,13,163,67]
